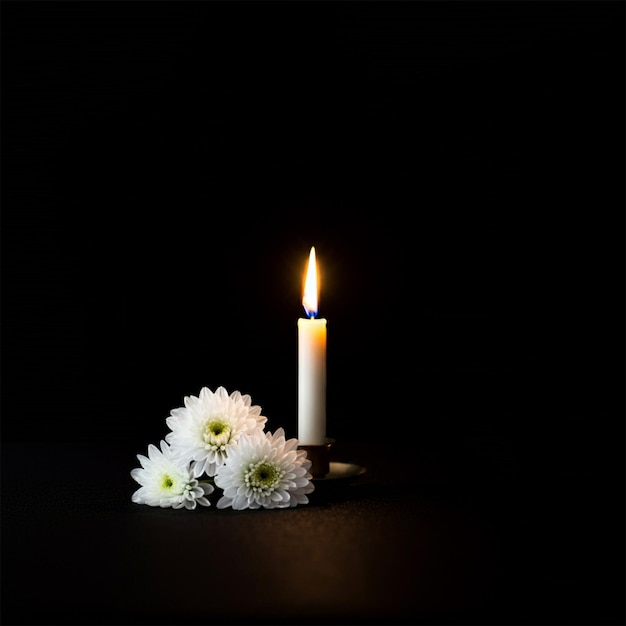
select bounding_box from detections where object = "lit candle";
[298,246,327,445]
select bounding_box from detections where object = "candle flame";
[302,246,318,318]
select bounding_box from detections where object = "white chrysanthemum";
[164,386,268,477]
[130,440,214,510]
[214,427,315,510]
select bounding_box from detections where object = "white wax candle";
[298,247,327,445]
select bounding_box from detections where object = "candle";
[298,246,327,445]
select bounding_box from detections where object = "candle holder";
[299,438,367,483]
[298,438,333,478]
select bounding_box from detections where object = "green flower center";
[245,457,283,495]
[203,418,232,452]
[162,474,175,490]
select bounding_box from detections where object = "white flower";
[165,386,268,477]
[130,440,214,510]
[214,427,315,510]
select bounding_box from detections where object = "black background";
[3,1,623,454]
[1,2,625,623]
[2,0,624,478]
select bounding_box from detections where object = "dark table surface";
[2,432,623,626]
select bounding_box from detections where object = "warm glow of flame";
[302,246,318,318]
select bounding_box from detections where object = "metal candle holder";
[299,438,367,484]
[298,438,334,478]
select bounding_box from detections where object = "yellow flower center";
[244,457,283,495]
[203,418,232,451]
